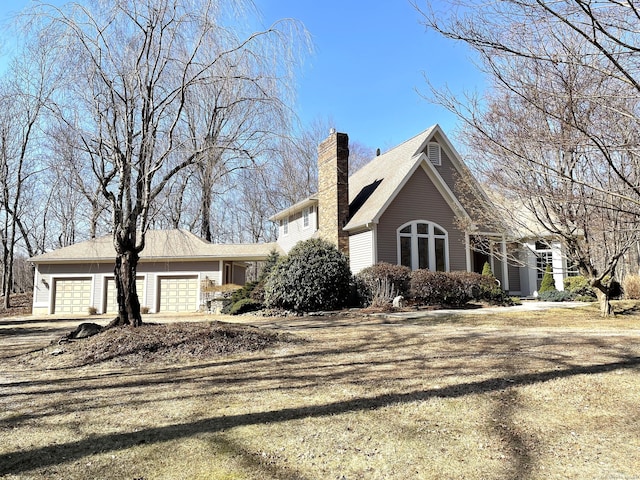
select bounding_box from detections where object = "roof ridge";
[378,124,437,158]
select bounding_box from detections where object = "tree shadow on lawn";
[2,328,636,432]
[1,354,639,475]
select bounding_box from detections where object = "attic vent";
[427,142,441,166]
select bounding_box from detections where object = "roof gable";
[345,124,480,231]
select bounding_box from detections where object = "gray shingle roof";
[30,229,282,263]
[344,125,438,230]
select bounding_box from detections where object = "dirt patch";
[0,292,32,317]
[22,321,298,368]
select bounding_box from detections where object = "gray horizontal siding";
[377,165,467,271]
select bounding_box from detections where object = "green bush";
[264,238,352,312]
[539,265,557,293]
[356,262,411,306]
[250,250,281,304]
[538,290,574,302]
[574,295,596,303]
[231,281,258,304]
[482,261,494,277]
[563,275,596,299]
[229,298,262,315]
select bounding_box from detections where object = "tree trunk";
[112,250,142,327]
[594,288,614,317]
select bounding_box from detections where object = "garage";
[53,278,92,314]
[104,277,145,314]
[158,275,198,312]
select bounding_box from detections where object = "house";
[270,125,573,296]
[30,230,282,315]
[30,124,573,316]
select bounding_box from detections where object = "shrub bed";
[356,262,411,307]
[409,270,508,307]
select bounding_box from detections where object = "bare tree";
[0,35,58,307]
[416,0,640,315]
[31,0,306,326]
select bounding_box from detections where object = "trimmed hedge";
[409,270,508,307]
[264,238,352,312]
[538,290,574,302]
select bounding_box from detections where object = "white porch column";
[501,235,509,291]
[465,232,471,272]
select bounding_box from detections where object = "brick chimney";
[317,130,349,255]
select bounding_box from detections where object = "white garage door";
[53,278,92,314]
[158,276,198,312]
[105,277,145,314]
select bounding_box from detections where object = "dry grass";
[1,301,640,479]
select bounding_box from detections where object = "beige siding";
[377,165,467,271]
[349,230,375,274]
[32,268,51,307]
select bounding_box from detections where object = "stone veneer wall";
[317,131,350,255]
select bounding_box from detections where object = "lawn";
[1,302,640,479]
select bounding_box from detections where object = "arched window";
[398,221,449,271]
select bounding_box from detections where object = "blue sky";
[259,1,484,150]
[0,0,484,151]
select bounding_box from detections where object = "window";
[535,241,552,280]
[398,221,448,271]
[303,207,310,228]
[282,217,289,235]
[427,142,441,166]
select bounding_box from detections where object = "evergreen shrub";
[249,250,280,304]
[539,265,557,293]
[229,298,262,315]
[264,238,352,312]
[563,276,596,299]
[481,261,494,277]
[538,290,574,302]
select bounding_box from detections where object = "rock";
[392,295,405,308]
[67,322,103,339]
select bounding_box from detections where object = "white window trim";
[397,220,449,271]
[282,216,289,236]
[303,207,310,229]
